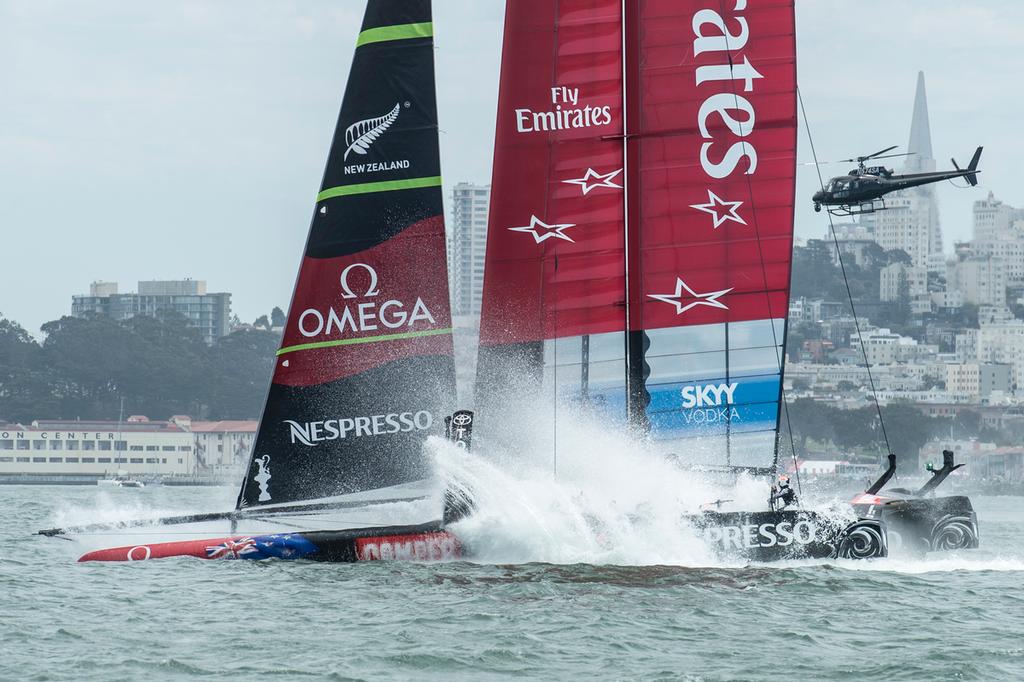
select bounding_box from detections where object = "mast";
[622,0,648,432]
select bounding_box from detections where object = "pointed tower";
[905,71,935,173]
[872,71,944,271]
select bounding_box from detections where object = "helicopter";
[812,145,982,216]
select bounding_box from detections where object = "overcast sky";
[2,1,1021,337]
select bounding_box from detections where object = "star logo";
[690,190,747,229]
[563,168,623,195]
[509,215,577,243]
[647,277,733,315]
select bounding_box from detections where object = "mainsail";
[477,0,797,472]
[237,0,455,508]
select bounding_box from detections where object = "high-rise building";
[948,256,1007,308]
[971,192,1024,284]
[868,72,943,270]
[879,262,927,303]
[448,182,491,318]
[71,279,231,344]
[977,317,1024,389]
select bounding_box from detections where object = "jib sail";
[476,1,797,473]
[237,0,455,509]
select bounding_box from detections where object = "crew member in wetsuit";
[769,475,798,511]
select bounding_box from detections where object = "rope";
[797,87,893,457]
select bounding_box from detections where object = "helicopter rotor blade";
[798,151,914,167]
[870,152,915,161]
[859,145,899,161]
[835,145,900,163]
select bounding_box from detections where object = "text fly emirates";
[515,86,612,133]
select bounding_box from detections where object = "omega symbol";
[340,263,380,299]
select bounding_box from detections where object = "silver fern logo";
[344,103,400,160]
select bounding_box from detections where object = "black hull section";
[854,495,979,555]
[688,509,887,562]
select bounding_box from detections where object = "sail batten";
[355,22,434,47]
[317,176,443,201]
[237,0,455,509]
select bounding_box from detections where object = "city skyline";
[2,1,1022,337]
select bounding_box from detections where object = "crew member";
[769,475,798,511]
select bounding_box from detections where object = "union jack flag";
[205,537,258,560]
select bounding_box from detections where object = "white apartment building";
[448,183,491,317]
[787,363,937,393]
[973,191,1024,242]
[977,318,1024,389]
[932,289,964,311]
[879,262,927,302]
[971,193,1024,285]
[948,256,1007,307]
[185,417,257,477]
[71,279,232,344]
[871,194,938,270]
[945,363,1012,401]
[955,328,978,363]
[849,328,933,366]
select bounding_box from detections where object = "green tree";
[270,306,286,329]
[205,328,279,418]
[787,398,836,452]
[41,314,135,419]
[877,404,947,469]
[0,315,57,421]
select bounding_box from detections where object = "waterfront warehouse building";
[0,416,195,481]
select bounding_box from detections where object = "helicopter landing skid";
[827,198,887,217]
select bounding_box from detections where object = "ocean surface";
[2,481,1023,681]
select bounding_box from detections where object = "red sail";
[476,1,797,471]
[628,0,797,333]
[627,0,797,468]
[478,0,626,347]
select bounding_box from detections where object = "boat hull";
[851,494,979,554]
[688,509,887,561]
[78,523,461,563]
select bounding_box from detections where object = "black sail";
[237,0,455,509]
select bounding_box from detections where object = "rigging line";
[797,86,892,457]
[780,387,803,497]
[552,255,559,477]
[715,0,790,478]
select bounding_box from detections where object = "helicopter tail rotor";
[952,147,982,186]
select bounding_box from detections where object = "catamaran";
[461,0,882,561]
[41,0,978,563]
[40,0,464,562]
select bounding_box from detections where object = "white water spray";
[428,405,779,567]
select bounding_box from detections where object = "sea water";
[2,428,1023,680]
